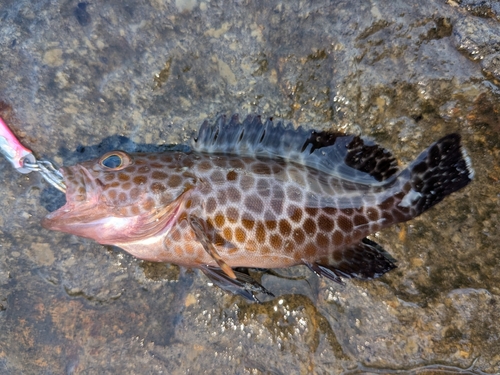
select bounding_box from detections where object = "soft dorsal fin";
[192,115,398,183]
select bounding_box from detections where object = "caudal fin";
[404,133,474,214]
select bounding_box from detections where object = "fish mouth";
[41,165,107,233]
[42,164,185,245]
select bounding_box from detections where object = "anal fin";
[306,238,397,282]
[200,265,274,302]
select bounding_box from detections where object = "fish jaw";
[42,163,187,246]
[41,164,137,243]
[43,208,140,244]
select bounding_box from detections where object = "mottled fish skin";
[42,115,474,300]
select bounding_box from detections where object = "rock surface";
[0,1,499,374]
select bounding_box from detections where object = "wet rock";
[0,0,499,374]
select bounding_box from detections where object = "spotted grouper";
[42,115,474,300]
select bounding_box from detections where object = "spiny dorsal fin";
[192,114,399,183]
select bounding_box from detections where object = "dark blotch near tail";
[410,133,474,213]
[304,130,399,181]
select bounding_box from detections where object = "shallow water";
[0,1,499,374]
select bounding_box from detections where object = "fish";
[42,115,474,300]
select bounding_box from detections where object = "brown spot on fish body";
[256,179,271,196]
[251,162,272,175]
[268,198,283,215]
[212,213,225,228]
[160,154,173,163]
[241,218,255,230]
[129,187,141,201]
[118,207,129,216]
[318,215,334,232]
[255,222,266,242]
[265,220,277,230]
[246,240,257,252]
[270,234,282,249]
[168,175,182,187]
[240,175,255,189]
[271,163,284,174]
[366,207,379,221]
[142,198,155,211]
[150,162,164,169]
[305,207,318,217]
[288,205,303,222]
[216,190,228,205]
[304,243,317,257]
[332,231,344,246]
[118,172,130,181]
[152,171,168,180]
[185,243,195,255]
[223,227,233,241]
[74,194,85,202]
[303,217,317,236]
[107,190,117,200]
[133,175,147,185]
[151,182,167,194]
[118,192,127,204]
[226,170,238,181]
[234,227,246,243]
[279,220,292,236]
[104,174,115,182]
[226,207,239,223]
[198,160,212,171]
[228,159,245,169]
[338,216,353,232]
[244,195,264,213]
[226,186,241,202]
[137,166,150,174]
[316,233,329,248]
[261,245,271,255]
[293,228,305,245]
[205,197,217,214]
[210,170,225,184]
[171,229,182,242]
[228,247,239,255]
[323,207,337,216]
[174,245,184,257]
[353,214,369,227]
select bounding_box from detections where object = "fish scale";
[42,115,474,301]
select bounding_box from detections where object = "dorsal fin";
[192,114,398,183]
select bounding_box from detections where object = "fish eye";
[99,151,133,170]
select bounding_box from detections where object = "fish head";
[42,151,191,244]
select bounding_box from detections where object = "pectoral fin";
[189,216,237,280]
